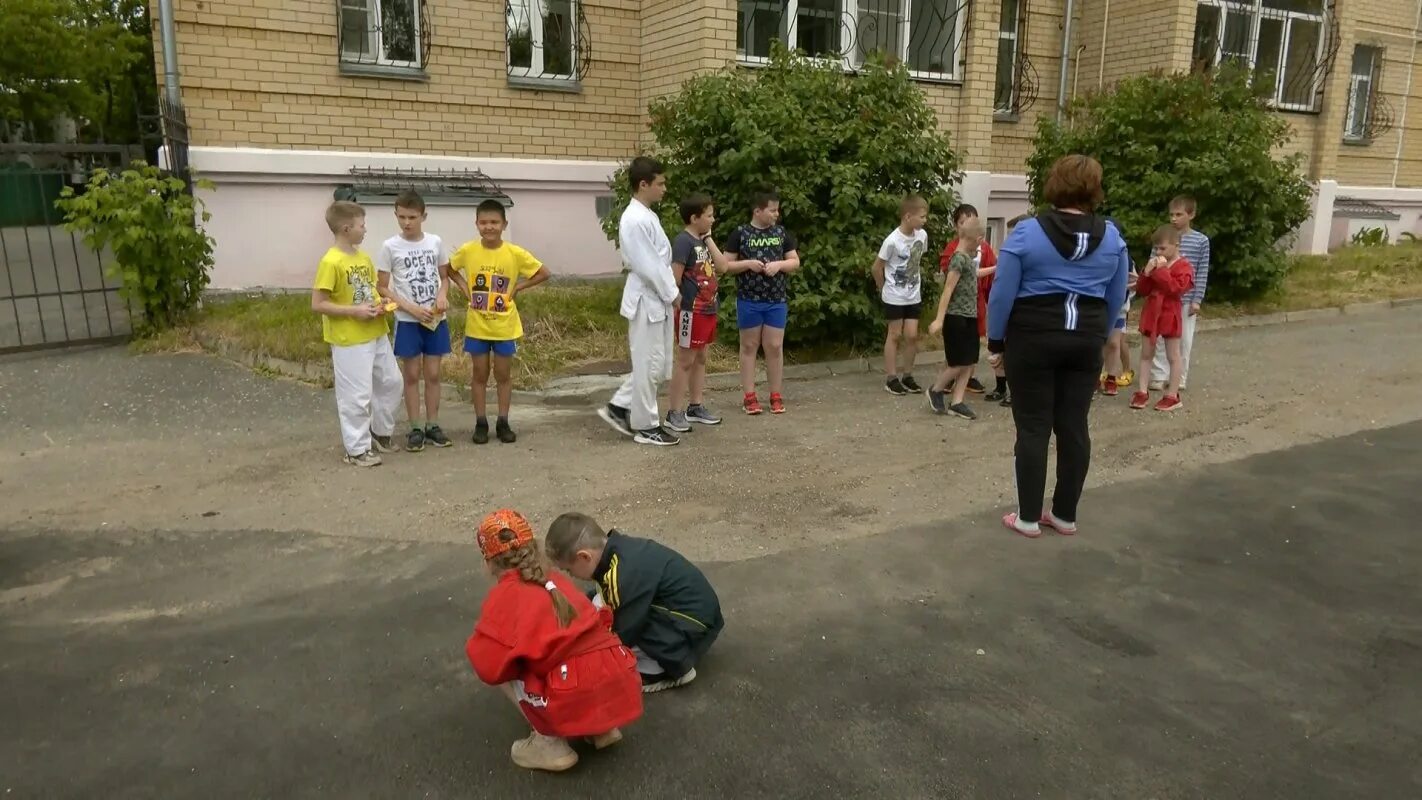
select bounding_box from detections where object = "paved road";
[3,421,1419,798]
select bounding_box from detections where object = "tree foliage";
[1028,68,1311,299]
[57,164,215,333]
[601,45,960,347]
[0,0,155,144]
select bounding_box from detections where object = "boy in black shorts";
[927,215,982,420]
[873,195,930,395]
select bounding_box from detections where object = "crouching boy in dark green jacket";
[546,512,724,693]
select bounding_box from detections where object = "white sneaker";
[642,667,696,693]
[343,451,382,467]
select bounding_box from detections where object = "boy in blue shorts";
[377,190,454,451]
[723,187,799,415]
[449,199,550,444]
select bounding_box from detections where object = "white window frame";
[1344,44,1380,142]
[1195,0,1327,112]
[339,0,423,70]
[736,0,965,83]
[994,0,1021,112]
[506,0,579,81]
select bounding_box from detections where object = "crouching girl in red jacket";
[466,509,644,772]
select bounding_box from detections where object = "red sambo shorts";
[677,310,717,349]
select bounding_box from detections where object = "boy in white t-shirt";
[873,194,930,396]
[376,190,454,452]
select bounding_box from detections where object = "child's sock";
[411,420,423,431]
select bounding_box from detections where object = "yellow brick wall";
[1333,0,1422,187]
[992,1,1070,175]
[152,0,646,159]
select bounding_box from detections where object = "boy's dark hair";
[476,198,507,220]
[627,156,664,192]
[951,203,979,225]
[394,189,426,213]
[900,194,928,215]
[1169,195,1197,214]
[1153,224,1182,245]
[679,192,715,223]
[1006,213,1031,228]
[545,512,609,563]
[751,186,780,211]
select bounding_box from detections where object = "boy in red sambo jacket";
[1130,225,1194,413]
[465,509,644,772]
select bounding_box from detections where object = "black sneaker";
[948,402,978,420]
[496,418,517,444]
[985,388,1007,403]
[424,424,452,448]
[966,378,987,394]
[597,404,634,437]
[900,374,923,393]
[884,377,908,396]
[406,427,426,452]
[927,388,946,414]
[371,432,399,453]
[999,392,1012,408]
[472,418,490,445]
[633,426,680,447]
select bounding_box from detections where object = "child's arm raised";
[705,236,731,274]
[1161,261,1194,297]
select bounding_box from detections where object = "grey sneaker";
[633,427,680,447]
[948,402,978,420]
[664,410,691,433]
[642,667,697,694]
[927,388,946,414]
[343,451,382,468]
[405,427,425,452]
[370,432,399,453]
[685,404,722,425]
[424,424,452,448]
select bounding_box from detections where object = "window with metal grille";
[507,0,589,84]
[337,0,429,75]
[1191,0,1333,112]
[736,0,967,82]
[1344,45,1382,142]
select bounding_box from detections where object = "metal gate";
[0,143,144,354]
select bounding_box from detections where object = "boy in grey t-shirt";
[927,215,983,420]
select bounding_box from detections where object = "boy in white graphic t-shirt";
[376,190,454,452]
[873,194,930,397]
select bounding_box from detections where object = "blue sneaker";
[927,388,946,414]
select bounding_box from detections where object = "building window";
[1191,0,1327,112]
[736,0,965,81]
[994,0,1021,112]
[1345,45,1382,142]
[338,0,425,71]
[507,0,580,82]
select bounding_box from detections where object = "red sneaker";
[769,392,785,414]
[1155,394,1183,412]
[1103,377,1119,396]
[742,393,763,415]
[1129,391,1150,410]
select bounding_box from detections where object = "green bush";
[600,44,960,348]
[57,163,215,334]
[1028,68,1311,300]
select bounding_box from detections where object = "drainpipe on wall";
[1057,0,1077,120]
[1392,0,1422,188]
[158,0,182,107]
[1098,0,1111,89]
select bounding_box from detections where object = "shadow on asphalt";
[2,423,1420,798]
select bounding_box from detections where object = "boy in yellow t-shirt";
[311,201,404,467]
[449,199,550,444]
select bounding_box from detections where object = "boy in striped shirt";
[1151,195,1210,392]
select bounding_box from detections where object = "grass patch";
[1204,242,1422,318]
[138,244,1422,388]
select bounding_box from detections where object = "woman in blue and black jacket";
[987,155,1131,539]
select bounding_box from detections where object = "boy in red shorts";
[1130,225,1194,412]
[665,193,729,433]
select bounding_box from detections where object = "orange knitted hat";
[477,509,535,560]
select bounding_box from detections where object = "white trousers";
[610,304,673,431]
[1150,312,1198,388]
[331,336,403,456]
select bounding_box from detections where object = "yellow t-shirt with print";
[451,240,543,341]
[312,247,388,347]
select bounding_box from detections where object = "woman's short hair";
[1042,154,1106,212]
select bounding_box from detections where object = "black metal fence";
[0,143,143,354]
